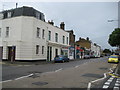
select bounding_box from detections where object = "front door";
[0,47,3,60]
[8,46,16,61]
[55,49,58,57]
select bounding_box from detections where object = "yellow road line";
[109,73,120,78]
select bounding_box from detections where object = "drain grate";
[32,81,48,86]
[99,67,108,70]
[82,73,104,78]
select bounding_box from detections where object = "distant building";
[66,30,75,59]
[76,37,91,58]
[76,37,101,58]
[91,43,101,57]
[76,37,91,50]
[0,6,69,61]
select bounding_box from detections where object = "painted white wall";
[91,42,101,57]
[0,16,69,60]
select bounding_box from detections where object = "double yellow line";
[108,64,120,78]
[109,73,120,78]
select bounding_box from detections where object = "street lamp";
[108,20,119,22]
[108,19,119,28]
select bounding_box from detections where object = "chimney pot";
[60,22,65,30]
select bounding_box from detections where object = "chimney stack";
[79,37,81,41]
[86,37,89,41]
[48,20,54,25]
[16,3,18,8]
[60,22,65,30]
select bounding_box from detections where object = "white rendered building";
[91,42,101,57]
[0,6,69,61]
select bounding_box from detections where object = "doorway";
[47,46,52,61]
[55,49,58,57]
[8,46,16,61]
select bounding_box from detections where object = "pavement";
[1,59,81,66]
[117,63,120,75]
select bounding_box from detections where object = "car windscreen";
[109,56,118,58]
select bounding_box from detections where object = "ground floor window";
[36,45,39,54]
[42,46,44,54]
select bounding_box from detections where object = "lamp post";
[108,19,119,28]
[108,20,118,22]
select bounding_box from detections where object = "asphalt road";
[2,57,107,81]
[2,57,119,89]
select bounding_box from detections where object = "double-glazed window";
[42,29,45,39]
[48,31,51,40]
[37,27,40,38]
[42,46,44,54]
[36,45,39,54]
[36,12,40,19]
[63,36,65,44]
[6,27,9,37]
[66,37,68,44]
[55,33,58,42]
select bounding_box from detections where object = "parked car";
[54,55,69,63]
[84,55,90,59]
[90,55,95,58]
[108,55,119,64]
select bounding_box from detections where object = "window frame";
[42,46,44,54]
[63,36,65,44]
[48,31,51,41]
[55,33,58,42]
[37,27,40,38]
[36,45,39,54]
[42,29,45,39]
[6,27,9,37]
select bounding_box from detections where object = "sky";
[0,1,119,50]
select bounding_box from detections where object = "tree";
[108,28,120,48]
[103,49,111,54]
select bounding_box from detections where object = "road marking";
[105,82,111,85]
[15,74,33,80]
[117,78,120,80]
[0,80,12,83]
[116,81,120,83]
[103,85,109,88]
[87,73,107,90]
[115,83,120,86]
[75,65,80,68]
[55,68,63,72]
[114,87,119,90]
[109,73,120,78]
[110,77,113,80]
[0,73,34,83]
[107,79,113,82]
[109,68,113,73]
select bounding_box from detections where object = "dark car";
[54,55,69,63]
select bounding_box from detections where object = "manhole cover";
[32,81,48,86]
[82,73,103,78]
[99,67,108,70]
